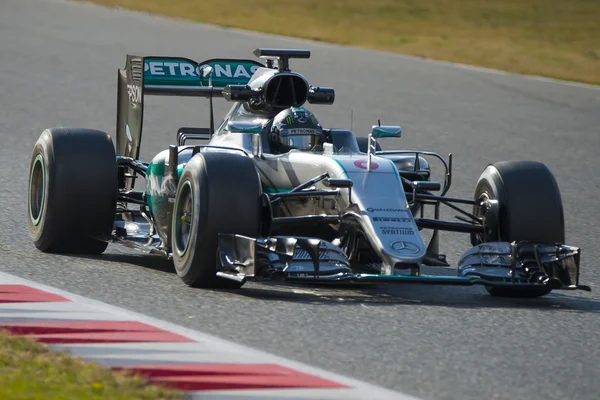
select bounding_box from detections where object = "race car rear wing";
[116,54,264,162]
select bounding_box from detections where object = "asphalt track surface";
[1,1,600,399]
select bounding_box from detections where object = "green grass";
[85,0,600,84]
[0,331,183,400]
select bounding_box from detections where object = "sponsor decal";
[354,160,378,170]
[373,217,411,223]
[296,113,308,123]
[289,107,310,123]
[288,128,317,135]
[390,240,420,254]
[143,58,261,87]
[161,175,178,198]
[146,170,163,197]
[127,84,141,104]
[207,63,257,79]
[380,227,414,235]
[366,207,408,213]
[144,60,259,79]
[145,61,195,76]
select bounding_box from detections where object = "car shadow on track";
[75,252,176,274]
[227,282,600,314]
[74,251,600,314]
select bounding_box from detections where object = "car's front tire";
[171,152,263,288]
[472,160,564,298]
[27,128,118,254]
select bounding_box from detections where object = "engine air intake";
[264,73,309,109]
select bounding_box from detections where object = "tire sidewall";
[27,131,56,248]
[471,166,504,245]
[172,156,208,283]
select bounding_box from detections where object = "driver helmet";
[269,107,323,153]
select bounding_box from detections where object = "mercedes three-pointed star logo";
[390,240,420,254]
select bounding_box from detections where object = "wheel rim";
[174,180,193,257]
[474,191,500,243]
[28,154,45,226]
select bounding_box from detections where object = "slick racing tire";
[356,137,382,153]
[27,128,117,254]
[171,152,263,288]
[472,160,564,298]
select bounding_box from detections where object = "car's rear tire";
[171,152,263,288]
[27,128,117,254]
[356,137,382,153]
[472,160,564,298]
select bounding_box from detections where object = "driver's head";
[269,107,323,154]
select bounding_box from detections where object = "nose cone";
[334,154,427,274]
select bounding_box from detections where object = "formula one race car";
[27,48,589,297]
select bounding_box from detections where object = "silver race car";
[27,48,589,298]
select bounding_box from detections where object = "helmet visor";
[281,128,320,150]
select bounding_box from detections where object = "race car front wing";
[216,234,590,292]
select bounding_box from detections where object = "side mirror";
[307,86,335,105]
[371,125,402,138]
[365,125,402,172]
[227,121,263,134]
